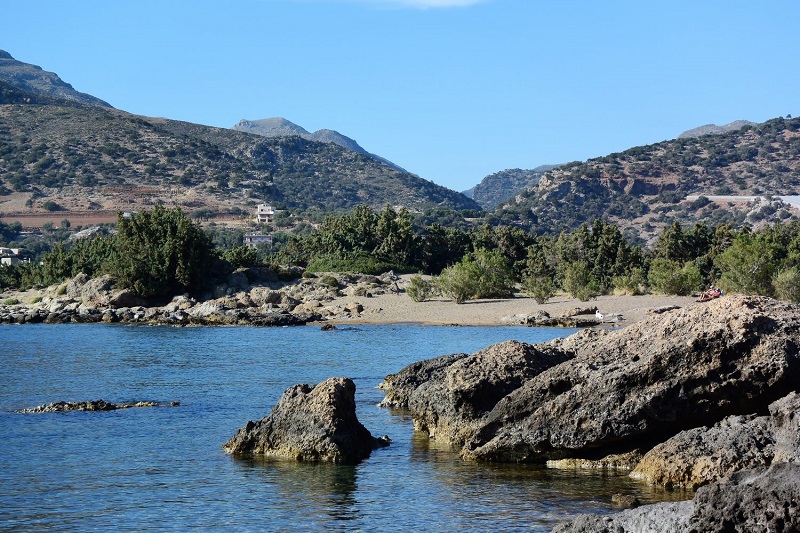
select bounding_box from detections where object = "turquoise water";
[0,324,681,531]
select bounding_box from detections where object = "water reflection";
[233,456,360,524]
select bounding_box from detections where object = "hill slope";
[465,165,559,210]
[0,90,478,222]
[0,50,111,108]
[496,117,800,239]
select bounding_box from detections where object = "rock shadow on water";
[233,457,361,524]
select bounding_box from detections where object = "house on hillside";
[255,204,275,224]
[244,232,272,249]
[0,247,27,266]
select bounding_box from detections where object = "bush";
[647,259,702,295]
[319,275,340,290]
[305,255,411,276]
[406,274,438,302]
[613,267,647,295]
[222,245,258,269]
[562,261,600,301]
[773,268,800,303]
[2,297,20,305]
[522,274,556,304]
[437,249,515,303]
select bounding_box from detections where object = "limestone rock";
[462,296,800,462]
[380,340,572,444]
[770,391,800,464]
[687,462,800,532]
[552,500,693,533]
[223,377,388,464]
[630,415,774,489]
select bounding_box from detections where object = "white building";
[0,247,26,266]
[243,232,273,249]
[255,204,275,224]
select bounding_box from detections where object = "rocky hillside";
[0,50,111,108]
[464,165,559,210]
[496,116,800,240]
[0,84,478,224]
[678,119,757,139]
[233,117,405,171]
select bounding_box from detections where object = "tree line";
[4,204,800,304]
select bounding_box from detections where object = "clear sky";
[3,0,798,192]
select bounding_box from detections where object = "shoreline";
[322,291,699,327]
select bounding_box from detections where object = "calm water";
[0,323,684,531]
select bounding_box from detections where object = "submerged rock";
[16,399,178,413]
[224,377,389,464]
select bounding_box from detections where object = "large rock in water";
[378,340,572,445]
[462,296,800,462]
[223,377,387,464]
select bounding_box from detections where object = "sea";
[0,323,685,532]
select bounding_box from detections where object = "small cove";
[0,323,687,531]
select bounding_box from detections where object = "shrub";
[222,245,258,269]
[319,275,340,290]
[406,274,438,302]
[305,255,411,276]
[562,261,600,301]
[522,274,556,304]
[437,249,515,304]
[647,259,702,295]
[613,267,647,295]
[2,297,20,305]
[773,268,800,303]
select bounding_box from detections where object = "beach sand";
[325,285,698,327]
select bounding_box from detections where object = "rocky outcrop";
[687,462,800,532]
[0,270,404,326]
[379,340,572,444]
[552,500,694,533]
[770,391,800,464]
[629,415,774,490]
[223,377,389,464]
[463,296,800,462]
[16,399,179,413]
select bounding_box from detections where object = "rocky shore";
[0,269,404,326]
[15,399,180,413]
[378,295,800,531]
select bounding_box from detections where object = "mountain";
[0,50,112,108]
[233,117,405,171]
[464,165,560,210]
[495,117,800,240]
[678,120,757,139]
[0,57,479,223]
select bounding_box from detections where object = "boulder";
[461,296,800,462]
[687,462,800,532]
[379,340,572,444]
[552,500,694,533]
[629,415,774,490]
[223,377,388,464]
[770,391,800,464]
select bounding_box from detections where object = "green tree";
[773,268,800,303]
[223,245,259,269]
[437,248,515,303]
[714,232,776,296]
[105,207,214,297]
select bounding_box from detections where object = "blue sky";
[3,0,798,192]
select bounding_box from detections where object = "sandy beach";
[325,286,698,327]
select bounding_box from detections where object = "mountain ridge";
[233,117,405,172]
[0,50,112,108]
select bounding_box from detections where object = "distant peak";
[0,50,13,60]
